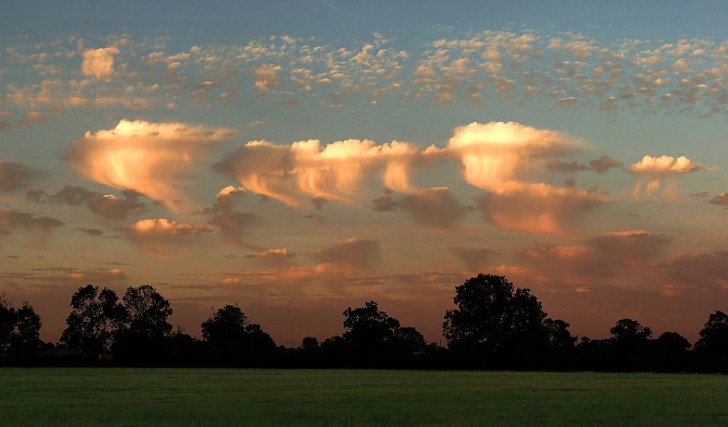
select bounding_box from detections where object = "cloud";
[545,156,622,175]
[66,120,235,210]
[447,121,584,190]
[709,191,728,206]
[17,111,53,127]
[125,218,213,255]
[514,230,670,286]
[205,186,256,247]
[215,138,421,208]
[479,183,607,234]
[77,227,104,236]
[400,187,467,230]
[246,248,296,269]
[315,237,379,271]
[667,251,728,286]
[252,64,282,92]
[587,231,670,271]
[0,160,40,192]
[371,189,398,212]
[452,247,493,272]
[81,47,119,79]
[28,185,145,220]
[630,154,708,197]
[630,155,706,177]
[0,209,63,234]
[589,156,623,174]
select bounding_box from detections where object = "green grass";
[1,369,727,426]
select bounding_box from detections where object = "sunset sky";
[1,1,727,346]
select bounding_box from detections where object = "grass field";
[1,369,727,426]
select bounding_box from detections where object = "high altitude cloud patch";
[81,47,119,79]
[67,120,235,210]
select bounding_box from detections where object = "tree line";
[2,274,728,370]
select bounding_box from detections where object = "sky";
[1,0,727,346]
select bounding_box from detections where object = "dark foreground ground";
[1,368,727,426]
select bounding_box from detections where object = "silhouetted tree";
[442,274,549,357]
[300,336,319,351]
[343,301,400,352]
[113,285,174,363]
[0,296,42,359]
[60,285,126,359]
[394,326,427,356]
[201,304,276,364]
[610,318,652,343]
[694,311,728,356]
[656,332,691,354]
[341,301,427,360]
[543,318,577,351]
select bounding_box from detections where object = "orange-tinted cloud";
[126,218,213,255]
[246,248,296,269]
[447,121,584,189]
[215,138,422,208]
[81,47,119,79]
[66,120,235,210]
[479,183,607,234]
[631,154,708,197]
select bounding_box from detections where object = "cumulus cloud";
[0,209,63,234]
[630,154,708,196]
[400,187,467,230]
[630,155,706,177]
[204,185,256,247]
[125,218,213,255]
[28,185,145,220]
[66,120,235,210]
[448,121,584,190]
[215,138,422,208]
[0,160,40,192]
[81,47,119,79]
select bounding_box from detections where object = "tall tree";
[442,274,549,356]
[113,285,174,362]
[694,311,728,356]
[0,296,42,359]
[60,285,126,359]
[121,285,173,341]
